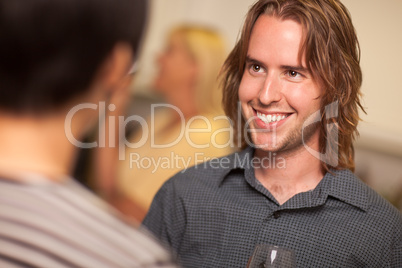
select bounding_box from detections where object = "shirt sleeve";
[142,178,187,254]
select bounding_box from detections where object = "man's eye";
[251,64,262,72]
[287,70,300,77]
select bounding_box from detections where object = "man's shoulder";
[169,150,246,182]
[156,150,245,197]
[364,182,402,225]
[332,169,401,225]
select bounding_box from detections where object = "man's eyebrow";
[245,56,263,65]
[245,56,309,73]
[280,65,309,73]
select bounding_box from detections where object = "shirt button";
[273,211,280,219]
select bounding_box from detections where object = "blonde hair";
[170,26,227,114]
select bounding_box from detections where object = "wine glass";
[247,244,295,268]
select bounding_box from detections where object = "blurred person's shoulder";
[0,176,178,267]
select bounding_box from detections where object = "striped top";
[0,174,177,268]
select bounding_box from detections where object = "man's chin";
[252,142,282,153]
[251,137,303,155]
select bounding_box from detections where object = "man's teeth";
[257,112,288,123]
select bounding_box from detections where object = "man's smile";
[252,108,294,129]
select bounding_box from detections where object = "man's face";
[239,15,323,156]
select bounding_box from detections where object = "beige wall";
[135,0,402,155]
[342,0,402,156]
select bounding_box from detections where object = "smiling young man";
[143,0,402,267]
[239,14,325,205]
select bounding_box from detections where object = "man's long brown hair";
[221,0,364,172]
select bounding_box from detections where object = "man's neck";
[254,143,325,205]
[0,114,78,181]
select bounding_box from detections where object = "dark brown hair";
[0,0,147,114]
[221,0,364,172]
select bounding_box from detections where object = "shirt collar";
[216,146,254,186]
[219,147,369,211]
[323,169,369,211]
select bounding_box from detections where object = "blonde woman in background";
[117,26,233,221]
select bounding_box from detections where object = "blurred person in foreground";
[118,26,233,221]
[0,0,177,267]
[143,0,402,267]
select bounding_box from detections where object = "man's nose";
[258,73,282,105]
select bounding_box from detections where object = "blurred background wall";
[343,0,402,209]
[132,0,402,209]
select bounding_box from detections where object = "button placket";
[273,211,280,219]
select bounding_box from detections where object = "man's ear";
[95,42,133,94]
